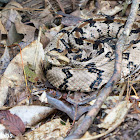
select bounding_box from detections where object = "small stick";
[56,0,65,13]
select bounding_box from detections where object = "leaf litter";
[0,0,139,139]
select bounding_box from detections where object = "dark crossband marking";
[60,38,70,49]
[90,72,103,89]
[123,53,130,60]
[59,68,73,90]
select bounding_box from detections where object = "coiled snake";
[44,16,140,92]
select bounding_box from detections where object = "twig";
[46,93,92,120]
[65,0,139,139]
[119,84,126,101]
[56,0,65,13]
[0,7,44,11]
[71,0,76,10]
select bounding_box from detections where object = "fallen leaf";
[0,110,25,136]
[15,21,36,42]
[7,19,23,45]
[1,1,36,44]
[0,40,44,107]
[31,7,54,29]
[9,105,55,127]
[0,1,23,45]
[98,101,132,129]
[1,1,22,28]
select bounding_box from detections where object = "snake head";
[45,50,70,66]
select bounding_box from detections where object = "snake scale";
[44,15,140,92]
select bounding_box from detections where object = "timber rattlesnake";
[44,16,140,92]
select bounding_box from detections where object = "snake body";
[44,16,140,92]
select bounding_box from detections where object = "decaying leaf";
[98,101,132,129]
[7,20,23,45]
[0,1,36,44]
[0,110,25,136]
[31,6,54,29]
[1,1,22,27]
[80,131,94,139]
[15,21,36,42]
[25,118,71,140]
[9,105,55,127]
[0,1,23,45]
[0,40,44,107]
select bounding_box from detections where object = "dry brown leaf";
[0,110,25,136]
[40,33,50,48]
[1,1,36,44]
[31,7,54,29]
[15,21,36,42]
[7,19,23,45]
[0,40,44,107]
[98,101,132,129]
[0,20,7,34]
[0,2,24,45]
